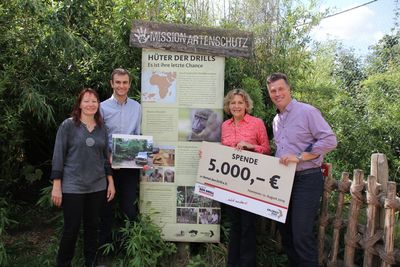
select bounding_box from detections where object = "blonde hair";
[223,89,253,115]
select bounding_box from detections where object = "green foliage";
[251,0,324,86]
[187,243,227,267]
[0,198,11,266]
[187,254,209,267]
[257,238,287,267]
[37,185,54,209]
[241,77,267,120]
[360,70,400,177]
[0,0,193,203]
[108,214,177,267]
[3,199,61,267]
[366,31,400,74]
[5,232,59,267]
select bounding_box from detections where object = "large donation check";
[194,142,296,223]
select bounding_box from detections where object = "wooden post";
[344,169,365,267]
[371,153,389,266]
[363,175,382,267]
[177,242,190,266]
[370,153,389,228]
[328,172,350,267]
[318,163,333,266]
[381,182,396,267]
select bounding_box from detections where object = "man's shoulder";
[101,97,113,106]
[294,101,319,113]
[126,97,141,106]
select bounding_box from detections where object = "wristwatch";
[296,152,303,162]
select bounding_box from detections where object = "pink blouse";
[221,114,270,155]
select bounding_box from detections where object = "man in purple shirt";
[267,73,337,267]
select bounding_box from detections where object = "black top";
[51,118,112,193]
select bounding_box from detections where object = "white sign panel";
[195,142,296,223]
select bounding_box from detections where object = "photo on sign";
[112,134,153,168]
[152,146,175,166]
[176,186,186,207]
[178,108,223,142]
[163,168,175,183]
[177,186,205,208]
[199,196,220,208]
[141,71,177,103]
[141,166,175,183]
[177,186,219,210]
[142,167,163,182]
[198,208,220,224]
[176,208,197,224]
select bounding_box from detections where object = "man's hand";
[279,152,319,165]
[279,154,299,166]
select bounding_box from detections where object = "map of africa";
[142,71,177,103]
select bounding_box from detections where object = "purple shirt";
[272,100,337,171]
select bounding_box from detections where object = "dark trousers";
[99,168,139,247]
[278,168,324,267]
[57,190,105,267]
[226,206,257,267]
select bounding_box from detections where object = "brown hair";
[111,68,132,82]
[266,72,290,87]
[223,89,253,115]
[70,88,103,127]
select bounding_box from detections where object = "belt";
[295,167,321,176]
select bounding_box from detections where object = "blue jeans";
[57,190,105,267]
[278,168,324,267]
[226,205,257,267]
[99,168,139,247]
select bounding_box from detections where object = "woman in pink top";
[222,89,270,267]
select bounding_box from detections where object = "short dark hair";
[111,68,132,82]
[266,72,289,86]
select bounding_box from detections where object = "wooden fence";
[316,153,400,267]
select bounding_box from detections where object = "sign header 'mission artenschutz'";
[130,20,253,58]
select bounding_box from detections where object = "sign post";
[130,20,254,243]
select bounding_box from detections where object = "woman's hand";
[107,176,115,202]
[236,141,254,151]
[51,179,62,207]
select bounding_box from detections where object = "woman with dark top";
[221,89,270,267]
[51,88,115,267]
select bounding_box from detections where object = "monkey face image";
[164,169,175,183]
[192,110,212,134]
[188,109,222,142]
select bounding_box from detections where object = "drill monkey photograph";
[187,109,222,142]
